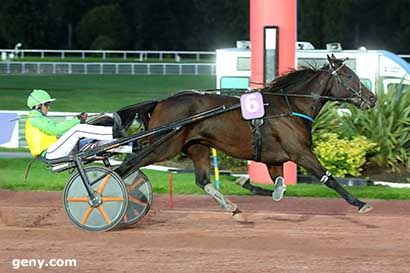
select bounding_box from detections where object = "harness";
[251,118,264,161]
[249,104,314,162]
[248,62,370,162]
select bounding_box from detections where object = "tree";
[187,0,248,50]
[1,0,410,52]
[48,0,98,48]
[0,0,53,48]
[76,4,131,49]
[298,0,355,49]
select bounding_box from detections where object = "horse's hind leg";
[235,176,272,196]
[184,144,243,219]
[235,165,286,201]
[268,165,287,201]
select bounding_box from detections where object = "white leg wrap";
[272,176,286,202]
[320,171,332,183]
[204,184,237,212]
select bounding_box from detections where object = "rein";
[259,65,368,122]
[261,91,352,102]
[262,64,366,103]
[201,60,371,125]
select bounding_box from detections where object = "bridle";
[327,61,371,108]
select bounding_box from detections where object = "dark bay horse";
[113,55,377,219]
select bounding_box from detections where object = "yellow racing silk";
[24,110,79,157]
[25,118,57,157]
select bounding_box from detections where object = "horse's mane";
[262,65,324,93]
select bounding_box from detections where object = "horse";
[111,54,377,220]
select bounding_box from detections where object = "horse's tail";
[115,100,158,132]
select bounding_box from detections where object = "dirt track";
[0,191,410,273]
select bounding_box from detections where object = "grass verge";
[0,74,215,112]
[1,158,410,200]
[0,147,29,152]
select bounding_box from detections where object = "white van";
[216,43,410,94]
[297,47,410,94]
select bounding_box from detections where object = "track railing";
[0,62,216,75]
[0,49,216,62]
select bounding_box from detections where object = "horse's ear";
[327,54,336,68]
[331,53,336,59]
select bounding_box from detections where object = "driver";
[25,89,113,160]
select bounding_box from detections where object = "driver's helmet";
[27,89,56,109]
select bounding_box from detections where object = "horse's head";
[326,54,377,109]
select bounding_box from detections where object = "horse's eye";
[346,75,353,80]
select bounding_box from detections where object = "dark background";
[0,0,409,53]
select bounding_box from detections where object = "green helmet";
[27,89,56,109]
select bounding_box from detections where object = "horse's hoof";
[358,203,374,213]
[272,176,286,202]
[232,212,248,223]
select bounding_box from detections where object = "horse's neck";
[290,71,331,119]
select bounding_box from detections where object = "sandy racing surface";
[0,191,410,273]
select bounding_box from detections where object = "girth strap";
[251,118,264,162]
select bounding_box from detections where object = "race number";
[240,92,265,120]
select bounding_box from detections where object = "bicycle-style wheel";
[63,166,128,232]
[121,170,153,226]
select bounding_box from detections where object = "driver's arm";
[30,112,80,137]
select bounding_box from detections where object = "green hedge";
[312,133,379,177]
[339,90,410,172]
[313,89,410,176]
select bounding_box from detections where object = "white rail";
[399,54,410,60]
[0,62,216,75]
[0,49,216,61]
[1,110,84,148]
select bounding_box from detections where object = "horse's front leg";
[295,150,373,213]
[184,144,245,221]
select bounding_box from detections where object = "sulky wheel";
[121,170,153,226]
[63,166,128,232]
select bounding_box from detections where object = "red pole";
[250,0,297,81]
[249,0,298,185]
[168,172,174,209]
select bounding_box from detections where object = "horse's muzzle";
[354,94,376,110]
[363,94,377,109]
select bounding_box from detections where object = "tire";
[121,170,153,226]
[63,166,128,232]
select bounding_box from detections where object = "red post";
[250,0,297,82]
[249,0,297,185]
[168,172,174,209]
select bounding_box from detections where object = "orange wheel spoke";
[81,206,93,225]
[102,196,124,202]
[129,195,147,206]
[67,196,89,203]
[97,174,111,194]
[127,178,143,191]
[97,205,111,224]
